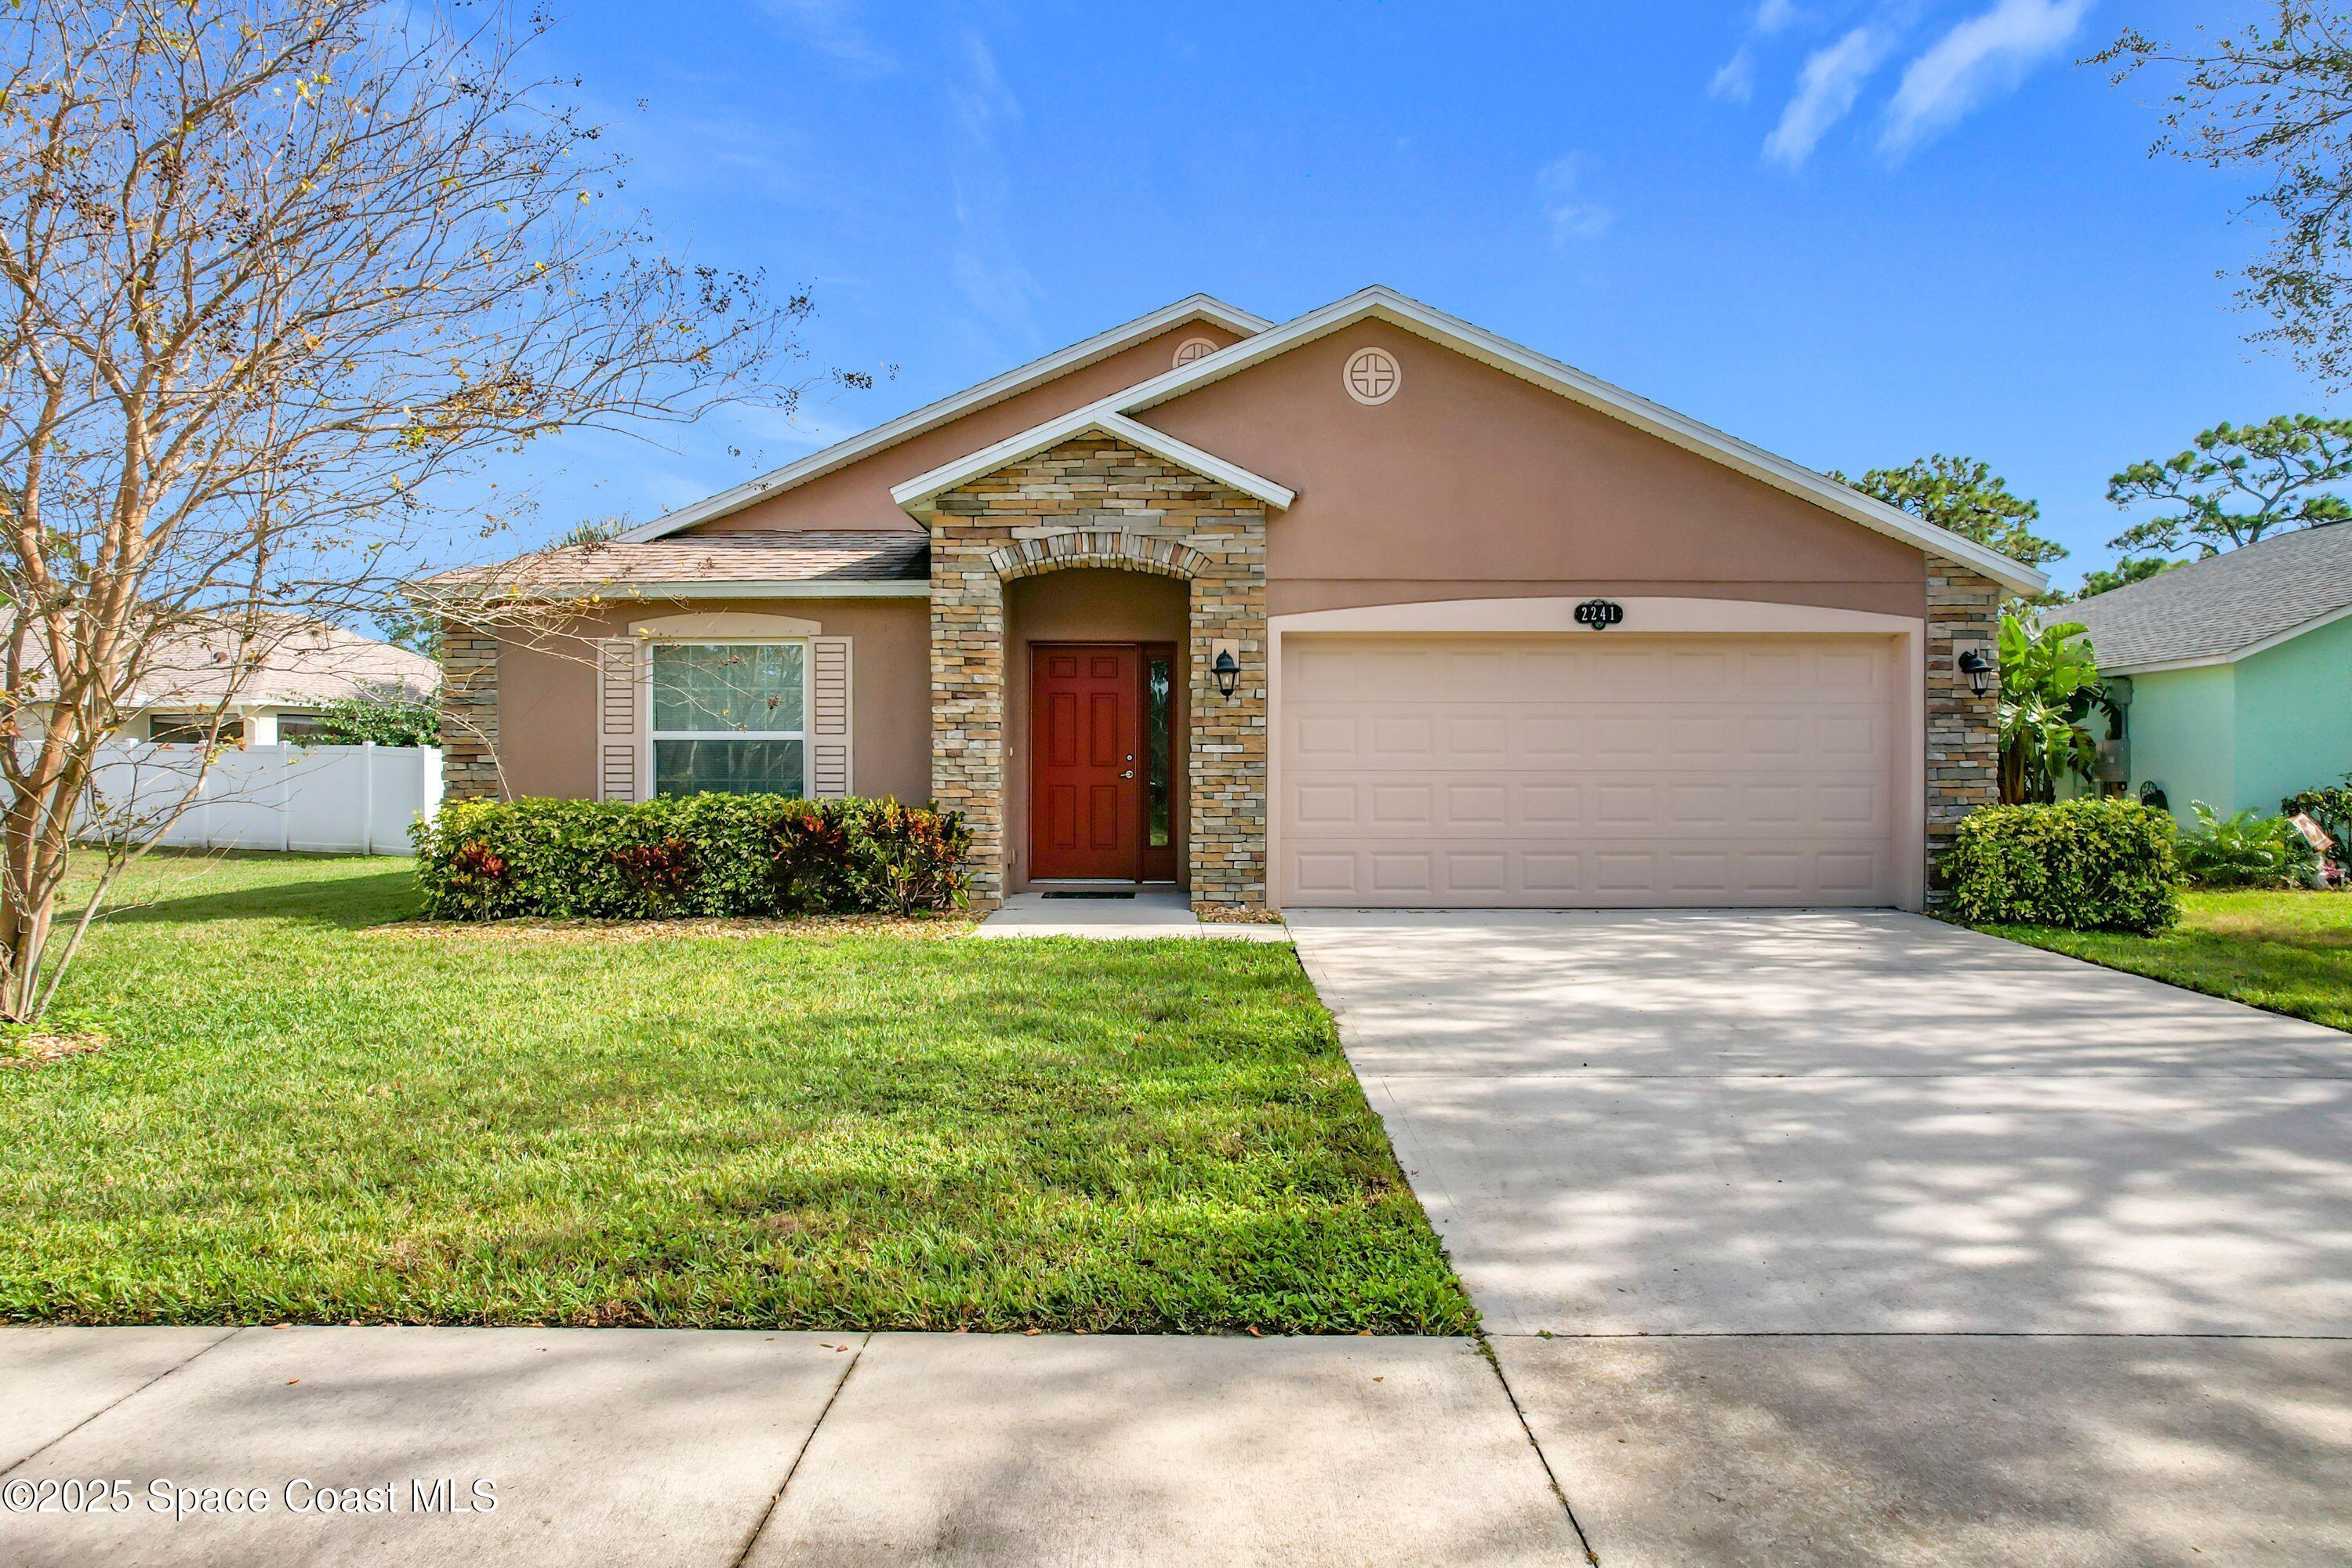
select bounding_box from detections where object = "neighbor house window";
[648,642,806,797]
[275,712,335,743]
[147,713,243,746]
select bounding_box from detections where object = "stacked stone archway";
[929,434,1269,913]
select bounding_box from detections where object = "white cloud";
[759,0,895,74]
[1764,26,1890,167]
[1755,0,1806,33]
[1881,0,2093,154]
[1537,156,1614,244]
[1709,46,1756,103]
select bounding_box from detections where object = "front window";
[648,642,806,797]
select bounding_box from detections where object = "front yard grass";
[0,851,1472,1334]
[1980,888,2352,1033]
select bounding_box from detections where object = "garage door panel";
[1279,633,1901,908]
[1283,775,1891,838]
[1276,839,1895,906]
[1294,714,1359,758]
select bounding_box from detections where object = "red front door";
[1031,644,1141,880]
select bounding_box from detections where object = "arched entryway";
[924,432,1272,913]
[1003,568,1188,892]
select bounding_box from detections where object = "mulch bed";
[365,913,980,944]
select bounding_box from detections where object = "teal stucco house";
[2066,524,2352,822]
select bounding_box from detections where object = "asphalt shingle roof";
[2060,524,2352,670]
[106,618,440,708]
[428,530,930,590]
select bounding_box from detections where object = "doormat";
[1041,891,1135,901]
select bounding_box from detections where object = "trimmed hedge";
[411,795,971,921]
[1940,797,2183,935]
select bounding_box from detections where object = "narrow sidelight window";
[1145,653,1173,850]
[648,642,806,797]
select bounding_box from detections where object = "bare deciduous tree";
[0,0,820,1019]
[2097,4,2352,383]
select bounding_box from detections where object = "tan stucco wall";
[1003,570,1189,892]
[491,597,931,802]
[477,312,1952,826]
[691,320,1244,535]
[1136,319,1929,619]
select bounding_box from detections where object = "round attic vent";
[1171,336,1218,368]
[1344,346,1401,405]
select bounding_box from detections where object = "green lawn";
[0,852,1472,1334]
[1980,888,2352,1033]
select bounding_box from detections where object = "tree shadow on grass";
[93,865,417,930]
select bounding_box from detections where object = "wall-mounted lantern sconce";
[1211,648,1241,699]
[1957,648,1993,699]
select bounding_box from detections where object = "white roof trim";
[890,408,1298,517]
[2098,600,2352,675]
[422,581,928,604]
[1102,285,2050,597]
[615,295,1271,543]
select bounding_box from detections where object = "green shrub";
[2282,776,2352,850]
[1941,797,2183,934]
[2178,802,2321,887]
[410,795,971,920]
[287,695,441,747]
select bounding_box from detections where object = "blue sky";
[498,0,2320,591]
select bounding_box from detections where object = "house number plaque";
[1574,598,1625,630]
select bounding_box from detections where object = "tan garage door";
[1278,633,1900,907]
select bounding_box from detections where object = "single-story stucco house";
[428,285,2046,913]
[80,617,438,746]
[2065,523,2352,822]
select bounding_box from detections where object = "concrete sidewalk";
[971,888,1290,940]
[0,1327,1584,1567]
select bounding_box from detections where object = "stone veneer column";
[929,532,1007,909]
[438,618,503,803]
[1183,522,1268,913]
[928,435,1269,914]
[1924,555,2001,897]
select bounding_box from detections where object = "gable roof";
[1046,285,2047,595]
[890,408,1296,517]
[118,618,438,709]
[422,531,930,600]
[2060,524,2352,673]
[614,294,1270,543]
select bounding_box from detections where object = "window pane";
[1145,656,1172,849]
[148,714,244,746]
[278,713,334,742]
[654,739,804,798]
[652,644,804,733]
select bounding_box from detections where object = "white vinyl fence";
[85,742,441,855]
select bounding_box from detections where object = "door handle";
[1120,770,1135,779]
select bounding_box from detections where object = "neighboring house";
[429,285,2045,913]
[118,619,439,746]
[2064,524,2352,822]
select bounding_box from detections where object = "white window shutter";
[810,637,853,797]
[597,638,642,801]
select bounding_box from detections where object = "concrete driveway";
[1290,908,2352,1567]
